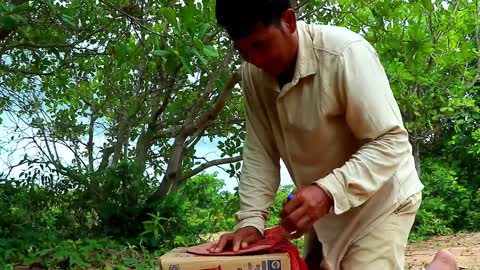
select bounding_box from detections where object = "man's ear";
[281,8,297,35]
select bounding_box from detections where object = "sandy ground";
[405,233,480,270]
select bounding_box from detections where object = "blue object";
[286,193,295,202]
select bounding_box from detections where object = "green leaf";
[69,252,91,267]
[193,48,208,66]
[194,39,204,52]
[180,4,196,34]
[113,43,128,59]
[123,257,138,266]
[45,0,55,11]
[165,54,179,75]
[0,3,15,13]
[159,7,177,26]
[178,48,193,73]
[62,14,75,27]
[203,46,219,58]
[53,249,69,259]
[198,23,212,39]
[152,50,172,57]
[0,15,17,31]
[422,0,434,11]
[152,35,160,50]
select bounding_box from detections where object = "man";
[210,1,458,269]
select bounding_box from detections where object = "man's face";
[233,22,294,77]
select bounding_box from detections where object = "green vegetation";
[0,0,478,268]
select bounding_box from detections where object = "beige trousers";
[304,192,422,270]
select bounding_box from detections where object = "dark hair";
[215,0,292,40]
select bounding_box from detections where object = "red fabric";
[186,226,308,270]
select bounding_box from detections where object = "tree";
[0,0,244,205]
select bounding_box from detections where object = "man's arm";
[234,65,281,235]
[314,40,413,215]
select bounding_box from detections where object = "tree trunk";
[156,136,187,197]
[134,130,153,173]
[87,111,97,172]
[112,112,129,164]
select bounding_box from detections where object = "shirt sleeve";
[314,40,413,215]
[234,65,281,235]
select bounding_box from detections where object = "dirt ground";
[405,233,480,270]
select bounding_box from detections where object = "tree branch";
[5,159,28,179]
[177,155,243,184]
[5,42,74,49]
[99,0,166,39]
[186,127,206,151]
[99,146,114,170]
[186,48,234,125]
[0,65,55,75]
[87,110,98,172]
[151,88,173,125]
[179,69,241,137]
[203,28,221,44]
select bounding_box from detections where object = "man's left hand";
[280,185,333,239]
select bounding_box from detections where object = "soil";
[405,233,480,270]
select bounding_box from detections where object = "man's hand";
[208,226,263,253]
[280,185,333,239]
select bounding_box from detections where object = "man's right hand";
[208,226,263,253]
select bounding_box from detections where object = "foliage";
[410,158,480,241]
[265,184,296,228]
[1,0,244,208]
[138,173,238,250]
[0,172,239,266]
[0,237,164,270]
[265,184,305,255]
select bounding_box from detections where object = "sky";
[182,137,294,192]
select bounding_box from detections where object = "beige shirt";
[234,21,424,238]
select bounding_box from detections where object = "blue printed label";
[268,260,281,270]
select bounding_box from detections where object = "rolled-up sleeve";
[234,66,281,235]
[314,40,413,215]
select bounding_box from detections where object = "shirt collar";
[293,21,317,80]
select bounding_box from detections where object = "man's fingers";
[280,195,302,218]
[212,234,233,253]
[241,241,248,249]
[232,233,243,252]
[211,227,262,253]
[281,204,308,233]
[290,229,306,239]
[286,204,308,224]
[240,231,261,249]
[295,214,313,233]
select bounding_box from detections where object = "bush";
[0,166,240,266]
[410,158,480,240]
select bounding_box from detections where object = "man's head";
[215,0,299,78]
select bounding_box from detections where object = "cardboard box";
[160,248,291,270]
